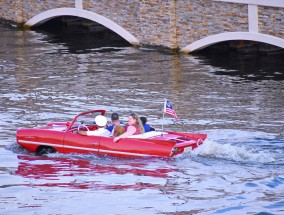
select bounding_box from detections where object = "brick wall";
[259,6,284,38]
[176,0,248,48]
[0,0,73,24]
[0,0,283,50]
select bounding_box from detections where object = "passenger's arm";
[78,130,87,136]
[78,130,98,136]
[113,126,136,142]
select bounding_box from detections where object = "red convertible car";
[16,109,207,158]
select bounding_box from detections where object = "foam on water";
[189,129,281,164]
[191,139,276,163]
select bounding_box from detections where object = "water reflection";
[16,155,174,190]
[194,45,284,81]
[1,20,284,214]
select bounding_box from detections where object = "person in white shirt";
[78,115,110,136]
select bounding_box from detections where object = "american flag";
[164,99,178,122]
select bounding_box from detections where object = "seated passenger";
[113,124,125,137]
[107,112,124,134]
[78,115,110,136]
[113,113,144,142]
[140,116,155,132]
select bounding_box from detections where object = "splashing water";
[192,139,276,163]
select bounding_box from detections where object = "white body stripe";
[18,140,162,157]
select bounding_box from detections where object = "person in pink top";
[113,113,144,142]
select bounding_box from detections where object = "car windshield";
[74,111,103,126]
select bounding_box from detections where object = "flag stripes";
[164,99,178,122]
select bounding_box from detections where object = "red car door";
[63,131,102,154]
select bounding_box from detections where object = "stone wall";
[84,0,141,43]
[85,0,178,49]
[0,0,283,50]
[138,0,178,49]
[176,0,248,48]
[0,0,73,24]
[259,6,284,38]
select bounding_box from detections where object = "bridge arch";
[180,32,284,53]
[24,8,140,45]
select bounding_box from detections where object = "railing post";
[248,5,258,33]
[75,0,83,9]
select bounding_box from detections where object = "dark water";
[0,20,284,215]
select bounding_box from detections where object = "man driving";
[78,115,110,136]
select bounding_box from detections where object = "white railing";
[75,0,83,9]
[213,0,284,8]
[213,0,284,33]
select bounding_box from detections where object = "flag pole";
[162,98,166,136]
[161,112,165,136]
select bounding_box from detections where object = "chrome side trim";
[18,140,98,152]
[18,140,162,157]
[99,149,159,157]
[19,140,64,148]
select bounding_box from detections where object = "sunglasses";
[130,113,138,120]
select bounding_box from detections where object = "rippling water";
[0,21,284,215]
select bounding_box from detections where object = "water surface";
[0,21,284,215]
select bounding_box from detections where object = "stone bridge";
[0,0,283,53]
